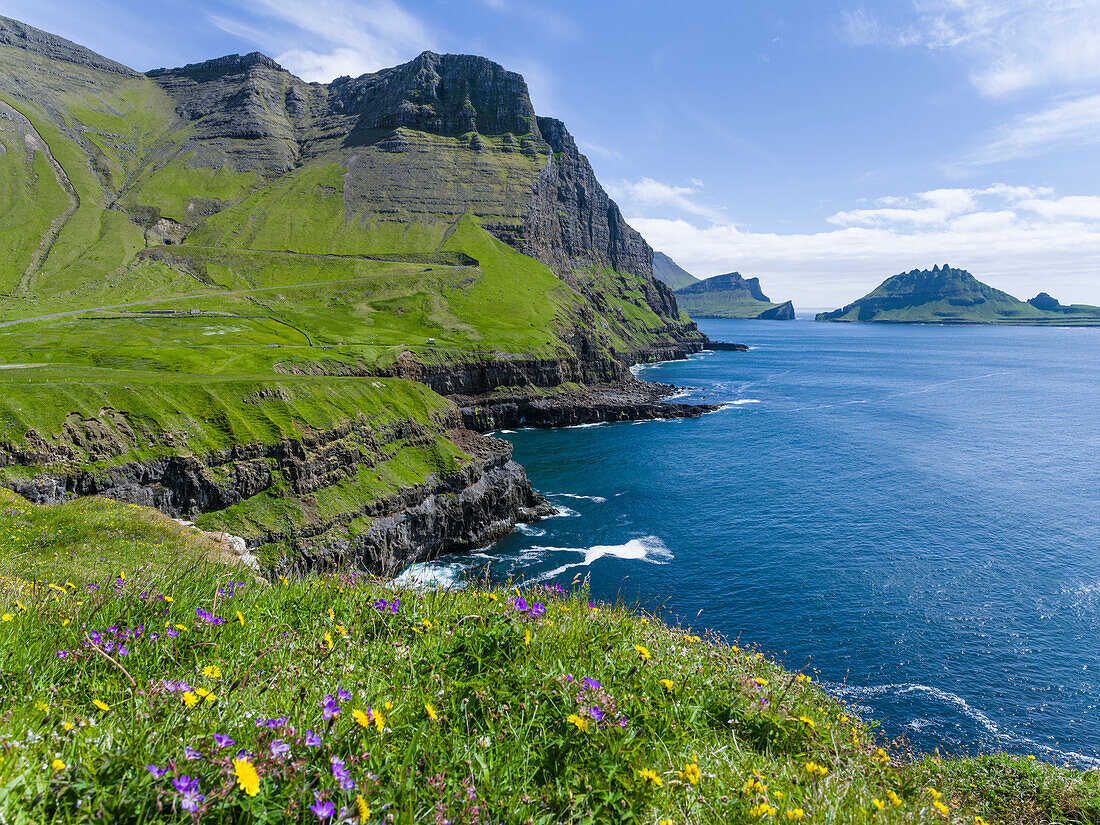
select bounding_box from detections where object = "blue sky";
[5,0,1100,307]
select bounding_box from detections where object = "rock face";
[0,15,135,75]
[674,272,796,320]
[1028,292,1063,312]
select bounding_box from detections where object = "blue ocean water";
[400,319,1100,764]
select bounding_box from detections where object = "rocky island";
[817,265,1100,325]
[673,269,796,320]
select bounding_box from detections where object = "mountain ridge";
[674,270,795,320]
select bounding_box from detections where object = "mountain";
[0,16,708,572]
[816,265,1100,324]
[652,251,700,290]
[673,271,795,320]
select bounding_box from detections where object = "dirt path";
[1,101,80,295]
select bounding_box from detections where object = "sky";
[4,0,1100,308]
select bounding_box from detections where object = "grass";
[1,491,1097,824]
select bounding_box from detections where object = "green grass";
[1,493,1096,824]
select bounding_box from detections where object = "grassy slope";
[675,291,789,320]
[0,493,1096,824]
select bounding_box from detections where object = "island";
[817,265,1100,325]
[673,270,796,320]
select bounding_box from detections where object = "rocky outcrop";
[759,300,795,320]
[0,15,136,76]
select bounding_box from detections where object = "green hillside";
[0,16,703,564]
[2,492,1096,824]
[652,251,700,290]
[817,266,1100,325]
[674,271,795,320]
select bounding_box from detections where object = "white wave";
[564,421,606,429]
[548,492,608,503]
[394,562,466,590]
[529,536,672,582]
[498,429,516,433]
[730,398,761,405]
[663,389,693,400]
[826,681,1100,767]
[906,718,935,731]
[516,524,546,537]
[548,505,580,518]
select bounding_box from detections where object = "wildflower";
[233,758,260,796]
[213,733,236,749]
[796,673,811,683]
[327,608,335,621]
[638,768,663,787]
[659,679,675,691]
[195,687,215,701]
[337,687,351,701]
[975,818,988,825]
[184,745,203,760]
[370,708,385,732]
[804,761,828,777]
[182,691,199,708]
[305,729,322,747]
[749,804,777,817]
[421,619,432,629]
[753,678,768,686]
[321,694,341,719]
[798,715,816,728]
[202,665,221,679]
[331,757,355,791]
[270,739,290,759]
[51,759,66,771]
[530,602,546,617]
[524,630,532,646]
[164,596,174,603]
[324,632,334,651]
[872,799,885,811]
[567,713,590,733]
[589,705,604,722]
[93,699,110,712]
[236,610,244,624]
[36,701,49,714]
[582,677,602,690]
[336,624,348,636]
[679,762,700,785]
[887,790,903,807]
[512,596,529,612]
[659,820,673,825]
[925,788,943,801]
[634,644,651,660]
[310,799,336,819]
[356,796,370,821]
[173,776,205,812]
[785,810,804,821]
[425,703,439,720]
[933,800,950,816]
[146,764,168,778]
[353,709,371,729]
[1,614,12,622]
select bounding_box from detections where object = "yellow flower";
[925,788,943,801]
[327,608,335,621]
[371,708,385,732]
[425,703,439,721]
[356,796,370,821]
[118,570,125,580]
[887,790,903,807]
[92,699,110,712]
[174,624,187,632]
[638,768,663,787]
[202,665,221,679]
[659,679,675,691]
[686,635,701,643]
[51,759,66,771]
[933,800,950,816]
[567,713,590,733]
[63,721,75,731]
[1,614,12,622]
[233,758,260,796]
[384,701,393,711]
[164,596,174,603]
[524,630,531,646]
[335,624,347,637]
[796,673,811,683]
[798,715,815,727]
[236,610,244,625]
[659,820,673,825]
[804,761,828,777]
[678,762,700,785]
[749,803,777,817]
[324,632,334,651]
[785,810,804,821]
[195,687,216,702]
[753,677,768,686]
[278,575,288,586]
[634,644,651,660]
[872,799,885,811]
[182,691,199,708]
[974,818,988,825]
[353,709,371,729]
[36,701,49,714]
[421,619,433,629]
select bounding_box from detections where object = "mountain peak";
[0,15,136,76]
[146,52,286,78]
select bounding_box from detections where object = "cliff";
[652,251,700,290]
[674,271,796,320]
[818,265,1100,325]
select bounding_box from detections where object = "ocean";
[398,318,1100,764]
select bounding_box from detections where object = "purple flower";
[589,706,604,722]
[336,687,351,702]
[530,602,546,617]
[321,694,340,720]
[310,799,336,819]
[183,745,202,760]
[618,716,628,729]
[56,650,70,659]
[262,715,287,729]
[166,628,179,638]
[582,677,602,690]
[304,729,322,747]
[512,597,529,612]
[270,739,290,759]
[146,764,168,778]
[117,645,129,656]
[172,775,196,793]
[588,601,596,610]
[213,733,235,749]
[330,757,355,791]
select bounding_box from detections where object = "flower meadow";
[1,491,1098,824]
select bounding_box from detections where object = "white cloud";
[631,184,1100,308]
[607,177,725,222]
[210,0,434,82]
[970,93,1100,164]
[577,140,625,162]
[845,1,1100,97]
